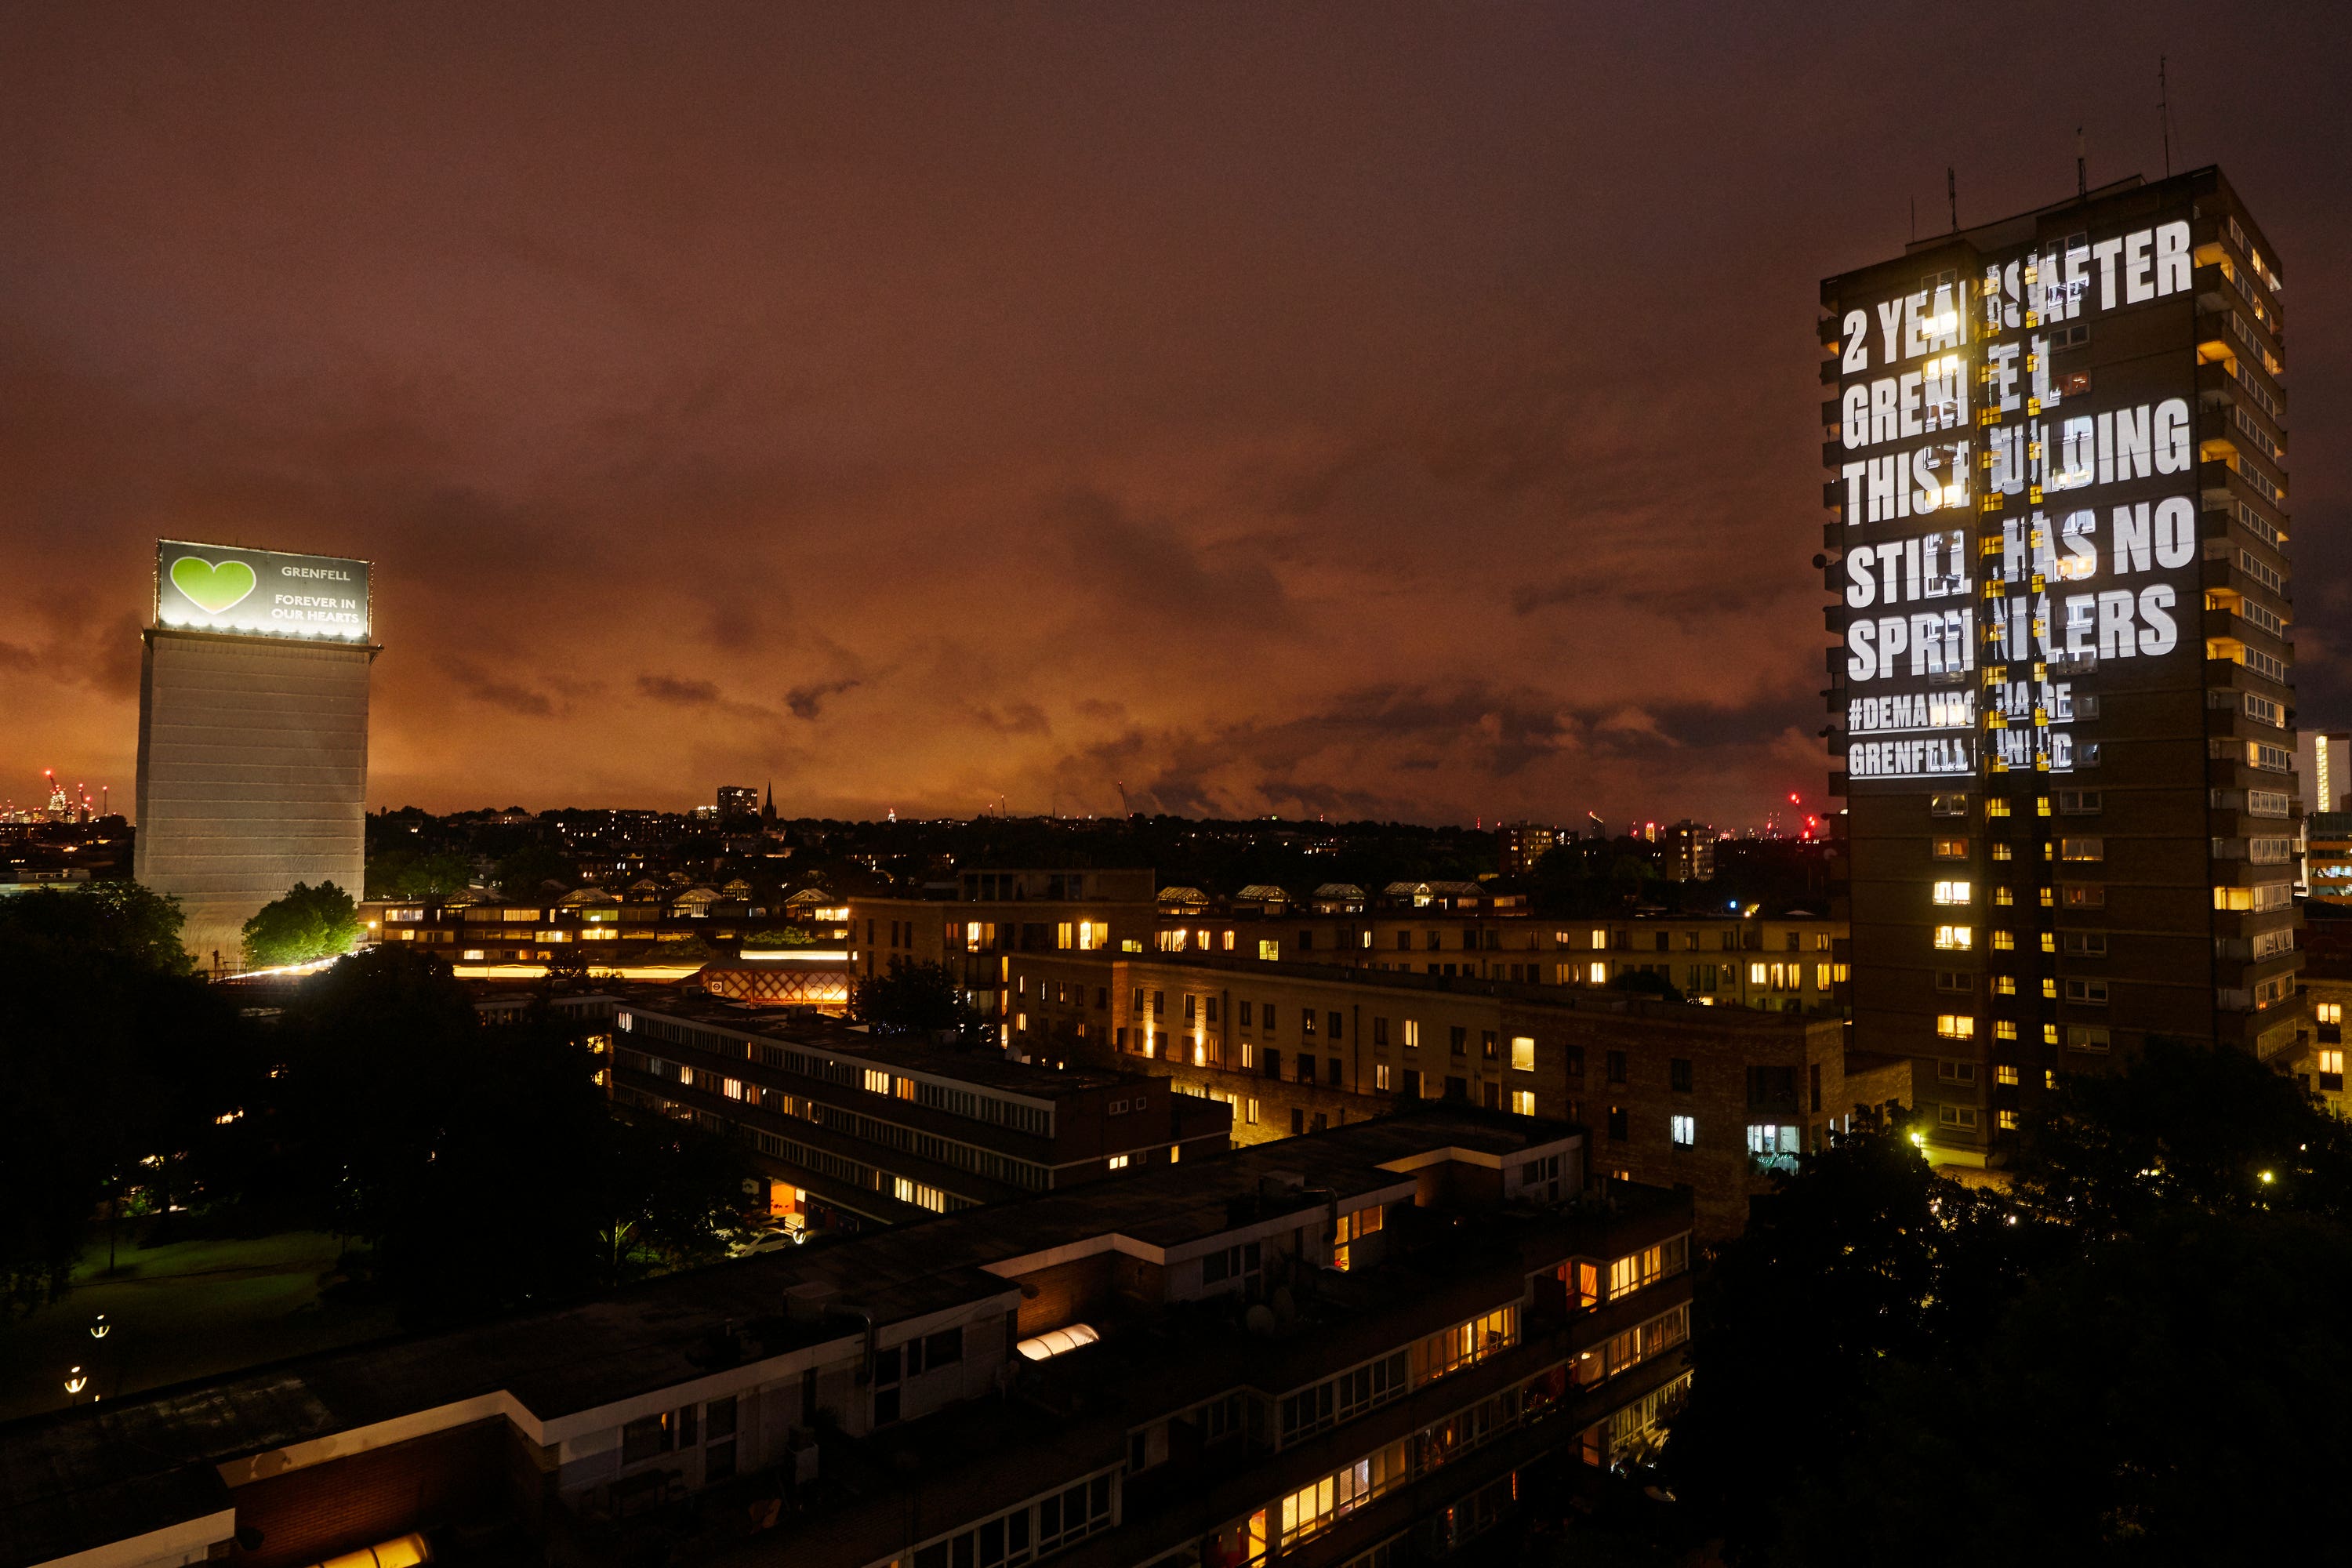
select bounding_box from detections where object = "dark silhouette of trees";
[1665,1045,2352,1565]
[852,956,993,1046]
[0,883,253,1313]
[264,947,755,1326]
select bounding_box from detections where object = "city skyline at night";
[6,4,2346,826]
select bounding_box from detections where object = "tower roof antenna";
[2159,55,2173,177]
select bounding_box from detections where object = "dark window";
[1295,1054,1316,1083]
[875,1387,901,1425]
[1450,1025,1468,1057]
[1329,1011,1343,1040]
[621,1414,670,1465]
[1670,1058,1693,1093]
[1606,1105,1627,1141]
[1327,1057,1342,1086]
[1291,1109,1306,1135]
[1481,1029,1497,1060]
[1444,1075,1469,1101]
[1240,1000,1253,1026]
[1397,931,1411,949]
[1606,1050,1628,1085]
[1311,1112,1329,1132]
[1263,1049,1282,1079]
[1374,1016,1389,1046]
[1299,931,1314,951]
[1565,1045,1585,1078]
[1654,931,1671,952]
[1152,990,1165,1016]
[1809,1063,1823,1112]
[706,1396,738,1440]
[676,1403,698,1446]
[925,1327,964,1365]
[1265,1006,1278,1032]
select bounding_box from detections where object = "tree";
[493,843,575,898]
[365,846,474,899]
[0,883,251,1314]
[852,957,993,1046]
[1665,1047,2352,1565]
[241,881,363,967]
[263,947,753,1325]
[1608,970,1685,1004]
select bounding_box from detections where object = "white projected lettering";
[1831,212,2218,784]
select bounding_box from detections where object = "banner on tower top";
[154,540,372,643]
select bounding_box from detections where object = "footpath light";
[90,1313,111,1340]
[64,1367,88,1396]
[2259,1170,2276,1185]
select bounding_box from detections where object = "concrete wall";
[134,630,372,965]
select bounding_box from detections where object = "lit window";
[1933,925,1974,950]
[1936,1014,1976,1039]
[1375,1062,1392,1091]
[1402,1020,1421,1049]
[1986,798,2013,818]
[1107,1153,1131,1171]
[1994,1021,2017,1040]
[1511,1036,1535,1071]
[1933,880,1972,905]
[1749,962,1768,983]
[1933,837,1969,859]
[2320,1051,2345,1076]
[1587,961,1607,984]
[2318,1004,2343,1025]
[1991,929,2015,949]
[1998,1109,2020,1131]
[1996,1064,2020,1085]
[1670,1114,1695,1147]
[1258,939,1279,961]
[1511,1090,1536,1116]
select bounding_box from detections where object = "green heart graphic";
[171,556,258,615]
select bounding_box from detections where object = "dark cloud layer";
[2,3,2346,824]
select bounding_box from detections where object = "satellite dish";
[1243,1304,1277,1335]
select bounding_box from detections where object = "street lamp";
[90,1313,110,1340]
[64,1367,87,1398]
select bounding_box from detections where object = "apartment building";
[4,1112,1695,1568]
[1823,166,2301,1167]
[608,996,1231,1232]
[1005,953,1901,1239]
[848,867,1160,1027]
[1145,910,1845,1015]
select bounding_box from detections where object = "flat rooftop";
[621,993,1138,1098]
[0,1107,1617,1568]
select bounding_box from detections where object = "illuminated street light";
[89,1314,110,1340]
[64,1367,87,1396]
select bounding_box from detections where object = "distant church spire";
[761,780,776,823]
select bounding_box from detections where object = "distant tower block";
[134,541,376,967]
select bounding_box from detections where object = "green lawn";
[0,1228,401,1421]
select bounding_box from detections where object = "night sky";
[5,2,2347,826]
